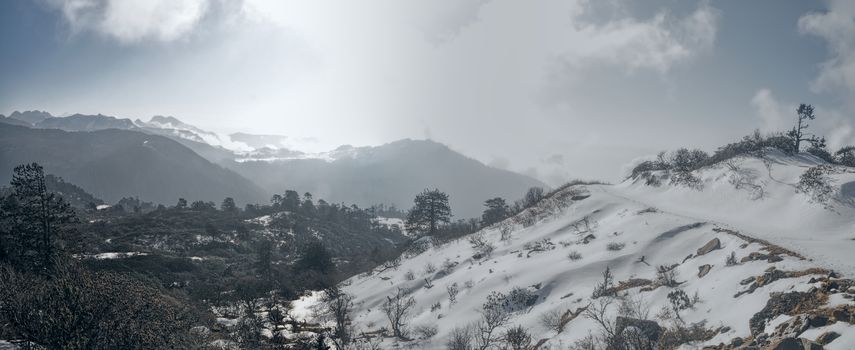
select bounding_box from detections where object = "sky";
[2,0,855,185]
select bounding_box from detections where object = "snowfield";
[307,152,855,349]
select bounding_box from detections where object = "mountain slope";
[307,152,855,349]
[36,113,138,131]
[0,124,266,205]
[231,139,547,218]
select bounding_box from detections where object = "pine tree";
[481,197,509,227]
[405,189,451,236]
[0,163,77,274]
[221,197,238,212]
[787,103,819,152]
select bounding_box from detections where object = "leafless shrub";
[447,283,459,305]
[569,334,598,350]
[430,301,441,312]
[382,288,416,339]
[592,267,615,298]
[501,325,533,350]
[724,161,766,200]
[725,251,737,266]
[322,287,355,346]
[446,325,474,350]
[658,321,717,349]
[657,265,679,287]
[442,258,457,272]
[469,232,495,258]
[499,221,514,242]
[413,324,438,339]
[539,308,576,334]
[618,294,650,320]
[424,262,437,274]
[567,250,582,261]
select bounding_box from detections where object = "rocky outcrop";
[614,317,662,344]
[815,331,839,345]
[763,337,823,350]
[697,238,721,256]
[698,264,713,278]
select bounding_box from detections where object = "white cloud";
[35,0,721,182]
[750,88,789,132]
[567,4,719,72]
[798,0,855,99]
[750,88,855,150]
[51,0,209,43]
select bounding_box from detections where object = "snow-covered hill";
[310,152,855,349]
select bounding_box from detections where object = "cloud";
[565,3,719,73]
[799,0,855,99]
[750,88,790,132]
[49,0,209,43]
[750,88,855,150]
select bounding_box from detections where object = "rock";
[831,307,851,323]
[763,338,822,350]
[698,264,713,278]
[808,315,828,327]
[800,338,824,350]
[582,234,596,244]
[697,238,721,256]
[749,292,819,335]
[614,317,662,344]
[816,331,840,345]
[774,315,809,338]
[731,337,744,347]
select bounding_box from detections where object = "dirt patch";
[735,267,831,297]
[713,227,805,260]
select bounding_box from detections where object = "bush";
[606,242,625,251]
[796,165,835,204]
[568,251,582,261]
[0,263,194,349]
[413,324,438,339]
[502,325,533,350]
[484,287,538,314]
[835,146,855,167]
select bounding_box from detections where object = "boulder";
[763,338,823,350]
[816,331,840,345]
[697,238,721,256]
[808,315,828,327]
[698,264,713,278]
[614,317,662,344]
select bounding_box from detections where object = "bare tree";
[592,266,615,298]
[323,287,354,346]
[474,303,511,350]
[446,325,474,350]
[382,288,416,339]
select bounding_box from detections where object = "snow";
[95,204,112,210]
[84,252,149,259]
[301,152,855,348]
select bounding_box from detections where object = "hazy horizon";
[3,0,855,184]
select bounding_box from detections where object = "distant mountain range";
[0,123,266,205]
[1,111,546,216]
